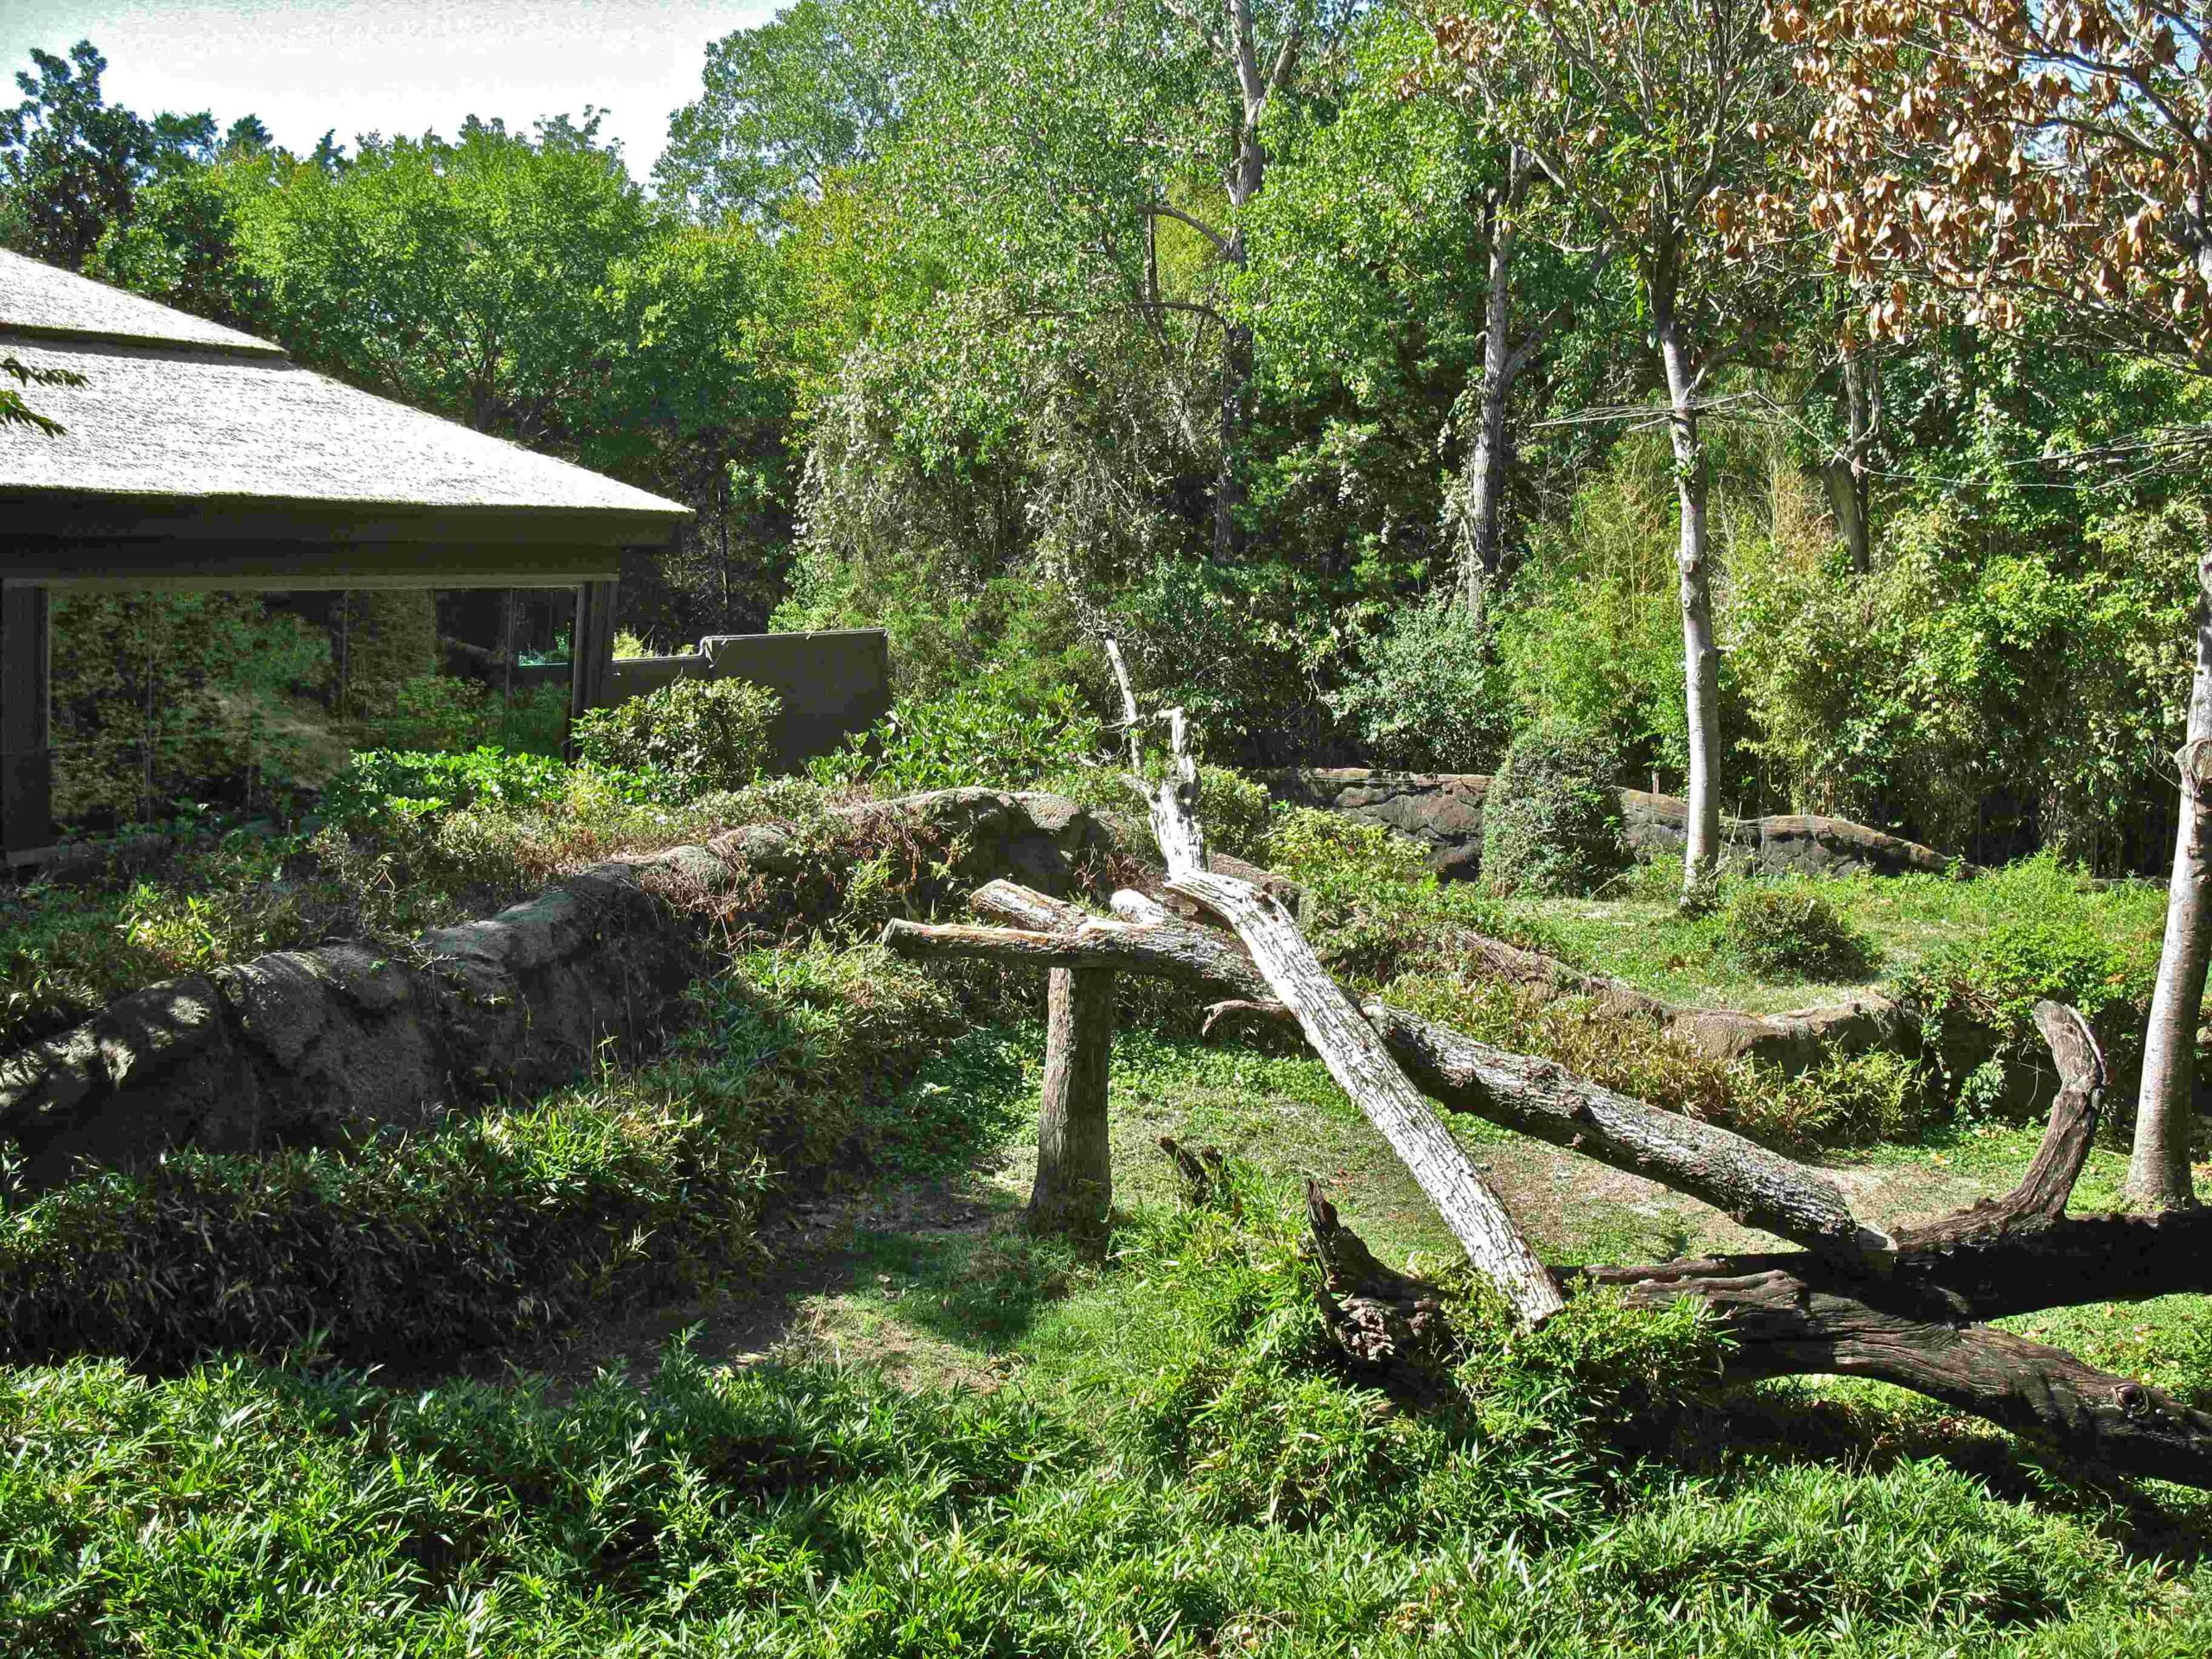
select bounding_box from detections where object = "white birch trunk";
[1144,724,1565,1323]
[2127,552,2212,1209]
[1658,321,1723,910]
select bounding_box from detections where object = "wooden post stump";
[1031,966,1116,1232]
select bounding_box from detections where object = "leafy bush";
[812,669,1103,794]
[1895,910,2159,1113]
[1717,882,1879,982]
[572,676,780,798]
[1266,805,1434,889]
[1480,721,1630,895]
[320,746,571,831]
[1195,765,1273,862]
[0,944,971,1369]
[1330,596,1513,772]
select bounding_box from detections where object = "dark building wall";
[608,629,891,774]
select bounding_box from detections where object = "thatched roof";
[0,250,686,545]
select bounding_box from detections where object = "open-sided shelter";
[0,249,687,860]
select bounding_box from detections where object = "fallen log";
[1141,710,1566,1325]
[886,897,1885,1260]
[1600,1262,2212,1489]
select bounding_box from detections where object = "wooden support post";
[1,583,54,861]
[568,578,620,748]
[1031,966,1116,1232]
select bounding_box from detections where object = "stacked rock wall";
[0,790,1116,1189]
[1268,768,1957,881]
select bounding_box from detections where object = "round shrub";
[1718,883,1878,982]
[573,676,780,798]
[1479,722,1629,895]
[1330,599,1512,773]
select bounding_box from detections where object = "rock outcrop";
[1268,768,1958,882]
[0,789,1117,1189]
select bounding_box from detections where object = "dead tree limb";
[1891,1001,2105,1249]
[1600,1263,2212,1488]
[1306,1180,1454,1384]
[885,899,1883,1260]
[1143,715,1567,1325]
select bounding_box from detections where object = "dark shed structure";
[0,248,687,859]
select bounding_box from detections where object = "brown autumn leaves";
[1428,0,2212,369]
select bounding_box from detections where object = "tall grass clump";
[0,944,973,1370]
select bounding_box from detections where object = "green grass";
[1482,853,2168,1014]
[7,794,2212,1651]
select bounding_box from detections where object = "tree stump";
[1030,966,1116,1232]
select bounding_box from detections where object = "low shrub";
[1380,974,1934,1150]
[812,669,1103,794]
[1717,881,1879,982]
[1266,806,1433,890]
[573,676,781,798]
[1480,721,1630,896]
[1895,912,2159,1114]
[1329,595,1513,773]
[1065,1163,1722,1546]
[320,746,571,831]
[364,673,498,752]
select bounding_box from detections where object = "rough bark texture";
[1459,169,1522,613]
[1031,967,1116,1231]
[1306,1180,1454,1386]
[1147,724,1566,1324]
[899,869,2212,1478]
[1658,320,1723,909]
[2128,553,2212,1209]
[1602,1263,2212,1488]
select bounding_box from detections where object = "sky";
[2,0,779,181]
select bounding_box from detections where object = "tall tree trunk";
[2127,548,2212,1209]
[1656,319,1722,910]
[1213,313,1252,565]
[1458,205,1520,614]
[1820,353,1876,573]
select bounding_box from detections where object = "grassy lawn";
[7,988,2212,1651]
[1484,854,2168,1013]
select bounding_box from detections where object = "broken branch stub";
[1032,966,1116,1233]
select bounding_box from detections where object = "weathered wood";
[884,916,1271,997]
[885,902,1887,1259]
[1893,1001,2106,1250]
[1145,721,1566,1325]
[1359,1001,1891,1261]
[1306,1180,1454,1383]
[972,879,1093,932]
[1602,1261,2212,1487]
[1032,967,1116,1232]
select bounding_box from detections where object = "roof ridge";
[0,320,290,361]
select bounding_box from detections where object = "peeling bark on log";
[1306,1180,1454,1386]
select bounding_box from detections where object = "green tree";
[1432,0,1814,909]
[658,0,906,228]
[1,41,219,269]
